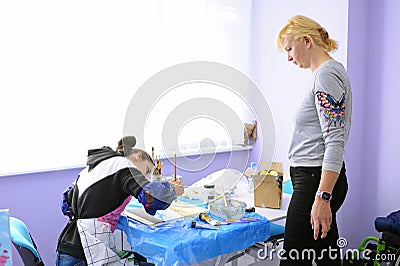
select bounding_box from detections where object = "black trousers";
[280,163,348,265]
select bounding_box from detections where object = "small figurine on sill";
[153,156,163,177]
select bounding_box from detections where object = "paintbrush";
[174,153,177,181]
[222,186,228,207]
[151,146,154,166]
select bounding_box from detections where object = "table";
[117,176,291,266]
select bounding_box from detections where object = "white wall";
[249,0,349,168]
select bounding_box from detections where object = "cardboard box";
[244,162,283,209]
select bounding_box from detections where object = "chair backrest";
[9,217,44,266]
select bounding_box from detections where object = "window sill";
[159,144,253,159]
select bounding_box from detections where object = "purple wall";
[338,0,370,248]
[0,168,83,265]
[340,0,400,247]
[0,150,251,265]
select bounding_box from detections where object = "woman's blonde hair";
[276,15,338,53]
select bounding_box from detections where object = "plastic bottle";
[204,184,215,201]
[248,162,256,193]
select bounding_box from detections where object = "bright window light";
[0,0,252,175]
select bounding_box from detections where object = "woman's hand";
[170,179,184,196]
[310,198,332,240]
[311,170,339,240]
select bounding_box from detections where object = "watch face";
[321,192,331,201]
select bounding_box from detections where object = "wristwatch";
[316,191,332,201]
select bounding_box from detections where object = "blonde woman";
[276,15,352,265]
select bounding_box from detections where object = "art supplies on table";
[199,212,227,226]
[209,198,247,220]
[123,199,207,227]
[191,221,219,230]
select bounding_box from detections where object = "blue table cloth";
[117,208,270,266]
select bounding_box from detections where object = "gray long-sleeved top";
[288,59,352,173]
